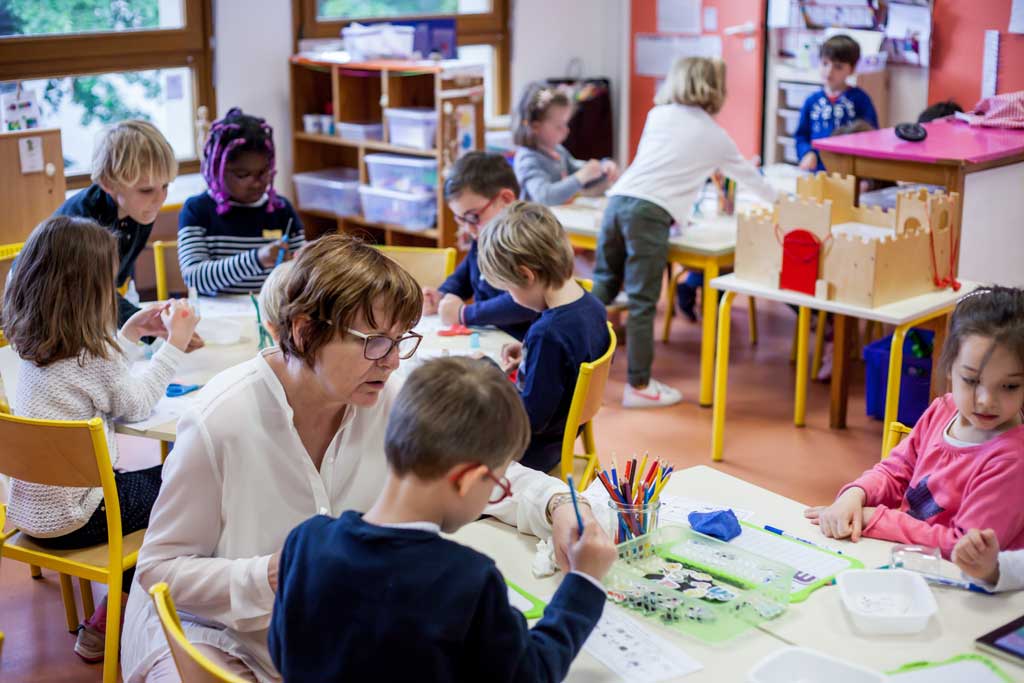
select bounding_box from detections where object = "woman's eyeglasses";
[451,195,498,227]
[346,328,422,360]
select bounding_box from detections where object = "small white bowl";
[748,647,887,683]
[837,569,936,635]
[196,318,243,346]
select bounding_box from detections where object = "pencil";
[566,476,584,533]
[274,218,293,267]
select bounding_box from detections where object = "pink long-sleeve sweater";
[841,394,1024,558]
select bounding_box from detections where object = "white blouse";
[121,350,567,682]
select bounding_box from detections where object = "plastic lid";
[358,184,433,199]
[385,107,437,120]
[294,167,358,181]
[364,153,438,168]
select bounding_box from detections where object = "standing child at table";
[794,34,879,172]
[953,528,1024,592]
[513,82,618,205]
[55,120,179,328]
[422,151,537,340]
[178,107,304,296]
[593,56,777,408]
[477,202,610,473]
[269,356,615,682]
[805,287,1024,558]
[1,216,199,662]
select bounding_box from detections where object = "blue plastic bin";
[863,329,934,426]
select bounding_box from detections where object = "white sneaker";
[622,379,682,408]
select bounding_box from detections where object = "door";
[628,0,767,160]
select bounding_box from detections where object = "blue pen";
[880,563,992,594]
[274,219,292,267]
[566,476,584,534]
[764,524,844,555]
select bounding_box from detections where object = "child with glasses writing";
[269,356,615,682]
[422,151,538,340]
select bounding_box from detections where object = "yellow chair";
[376,246,457,289]
[153,240,180,301]
[559,322,617,490]
[883,421,912,460]
[0,415,145,683]
[149,582,249,683]
[0,497,6,657]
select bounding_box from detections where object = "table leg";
[711,290,736,461]
[661,264,678,344]
[811,310,827,378]
[794,306,811,427]
[699,261,721,407]
[830,314,851,429]
[747,297,758,346]
[882,324,910,459]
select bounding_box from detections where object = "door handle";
[724,21,757,36]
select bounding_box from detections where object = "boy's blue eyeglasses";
[345,328,423,361]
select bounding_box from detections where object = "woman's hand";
[804,487,867,541]
[500,342,523,373]
[422,287,441,315]
[549,497,601,572]
[438,293,463,325]
[122,302,170,343]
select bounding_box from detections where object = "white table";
[709,275,980,460]
[455,465,1024,681]
[551,165,801,407]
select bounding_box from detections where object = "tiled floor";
[0,297,887,681]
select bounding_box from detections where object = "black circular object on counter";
[894,122,927,142]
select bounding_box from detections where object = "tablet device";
[976,614,1024,666]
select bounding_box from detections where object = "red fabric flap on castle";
[780,229,821,296]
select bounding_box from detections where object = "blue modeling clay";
[688,509,741,541]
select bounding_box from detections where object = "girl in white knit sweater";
[1,215,198,661]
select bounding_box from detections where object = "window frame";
[295,0,510,114]
[0,0,216,188]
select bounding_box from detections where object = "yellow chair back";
[153,240,180,301]
[559,322,616,489]
[577,277,593,292]
[376,246,456,289]
[150,582,250,683]
[883,421,912,460]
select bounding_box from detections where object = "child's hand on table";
[122,302,171,343]
[257,238,289,268]
[161,299,201,352]
[438,293,463,325]
[574,159,604,186]
[952,528,1001,586]
[500,342,523,373]
[422,287,442,315]
[600,159,620,183]
[804,486,867,541]
[798,152,818,171]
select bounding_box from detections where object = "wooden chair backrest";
[377,246,456,290]
[0,414,106,488]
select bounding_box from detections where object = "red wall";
[929,0,1024,109]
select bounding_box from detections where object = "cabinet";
[0,128,65,243]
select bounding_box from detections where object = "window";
[0,0,214,187]
[298,0,510,114]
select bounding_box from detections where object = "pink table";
[814,118,1024,287]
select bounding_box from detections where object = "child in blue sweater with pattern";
[794,34,878,172]
[422,151,538,340]
[478,202,610,473]
[269,356,615,682]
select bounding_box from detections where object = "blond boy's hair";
[91,119,178,187]
[476,201,574,289]
[654,57,727,115]
[258,260,295,340]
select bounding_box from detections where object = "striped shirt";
[177,192,304,296]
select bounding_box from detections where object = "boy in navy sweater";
[794,34,878,172]
[477,202,611,473]
[422,151,537,340]
[269,356,615,682]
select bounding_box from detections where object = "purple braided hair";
[202,108,284,215]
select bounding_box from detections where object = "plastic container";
[342,22,415,61]
[837,569,937,635]
[385,107,438,150]
[358,185,436,230]
[863,329,933,426]
[337,121,384,142]
[365,153,438,194]
[607,499,661,544]
[302,114,321,134]
[748,647,887,683]
[778,108,801,136]
[293,168,360,217]
[779,81,820,109]
[777,136,798,164]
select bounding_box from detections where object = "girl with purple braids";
[177,108,304,296]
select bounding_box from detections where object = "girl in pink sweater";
[805,286,1024,558]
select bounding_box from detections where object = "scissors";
[166,383,202,397]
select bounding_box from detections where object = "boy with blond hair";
[270,356,616,681]
[56,120,179,327]
[477,201,610,473]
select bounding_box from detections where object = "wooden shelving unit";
[289,56,485,246]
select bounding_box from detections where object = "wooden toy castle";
[734,172,960,308]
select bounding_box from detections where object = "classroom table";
[709,274,978,461]
[550,165,800,408]
[454,465,1024,681]
[814,118,1024,288]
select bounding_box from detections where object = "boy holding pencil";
[269,357,617,682]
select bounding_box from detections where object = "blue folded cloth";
[688,509,741,541]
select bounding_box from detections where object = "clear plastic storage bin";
[293,168,360,217]
[365,153,438,194]
[337,121,384,141]
[358,185,436,231]
[385,107,438,150]
[777,136,798,164]
[778,108,801,136]
[779,81,820,109]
